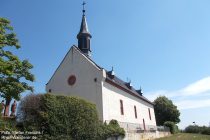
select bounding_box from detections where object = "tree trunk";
[4,98,11,116]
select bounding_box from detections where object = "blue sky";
[1,0,210,129]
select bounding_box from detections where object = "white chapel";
[46,4,157,132]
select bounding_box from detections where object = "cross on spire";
[82,1,86,15]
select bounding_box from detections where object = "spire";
[77,1,92,57]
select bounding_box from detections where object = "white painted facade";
[46,45,157,130]
[102,82,156,127]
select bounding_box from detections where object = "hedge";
[17,94,125,139]
[17,94,98,139]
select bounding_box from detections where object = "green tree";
[154,96,180,125]
[0,17,35,116]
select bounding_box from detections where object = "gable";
[46,45,102,86]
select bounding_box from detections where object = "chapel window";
[134,105,137,118]
[148,108,151,120]
[120,100,124,115]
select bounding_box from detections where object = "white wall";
[46,46,104,120]
[102,81,156,128]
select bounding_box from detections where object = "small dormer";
[136,87,143,96]
[108,67,115,79]
[126,81,133,89]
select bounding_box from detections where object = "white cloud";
[181,76,210,96]
[145,76,210,110]
[175,99,210,110]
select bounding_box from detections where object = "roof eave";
[105,78,154,106]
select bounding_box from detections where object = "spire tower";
[77,1,92,57]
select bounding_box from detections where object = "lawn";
[156,133,210,140]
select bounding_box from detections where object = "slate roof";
[105,72,154,105]
[77,15,92,38]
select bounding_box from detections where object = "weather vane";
[82,1,86,15]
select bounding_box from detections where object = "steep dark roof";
[106,72,154,105]
[77,15,92,39]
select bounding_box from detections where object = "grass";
[156,133,210,140]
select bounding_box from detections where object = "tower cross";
[82,1,86,15]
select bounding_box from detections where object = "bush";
[96,120,125,140]
[0,105,2,114]
[185,125,200,133]
[17,94,125,140]
[105,120,125,139]
[0,105,2,120]
[17,94,99,139]
[0,117,17,131]
[164,121,179,134]
[0,103,17,131]
[201,126,210,135]
[185,125,210,135]
[16,94,42,129]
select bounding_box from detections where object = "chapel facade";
[46,4,157,132]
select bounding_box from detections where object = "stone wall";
[118,131,171,140]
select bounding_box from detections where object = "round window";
[68,75,76,86]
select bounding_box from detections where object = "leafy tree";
[0,17,35,116]
[154,96,180,125]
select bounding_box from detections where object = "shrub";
[164,121,178,134]
[16,94,42,129]
[185,125,200,133]
[185,125,210,135]
[0,105,2,120]
[96,120,125,140]
[201,126,210,135]
[17,94,99,139]
[0,105,2,114]
[0,117,17,131]
[17,94,126,139]
[107,120,125,138]
[0,102,17,131]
